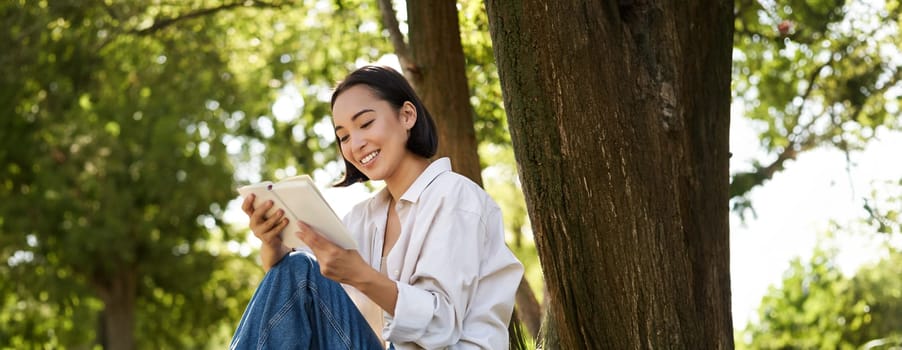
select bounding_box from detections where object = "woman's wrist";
[355,267,399,315]
[261,244,292,272]
[353,267,383,292]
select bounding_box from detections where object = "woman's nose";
[351,132,366,149]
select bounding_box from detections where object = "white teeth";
[360,151,378,164]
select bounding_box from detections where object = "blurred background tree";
[737,236,902,349]
[0,0,390,348]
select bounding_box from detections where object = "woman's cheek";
[339,145,351,162]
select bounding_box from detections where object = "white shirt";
[342,158,524,349]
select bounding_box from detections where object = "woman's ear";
[400,101,417,130]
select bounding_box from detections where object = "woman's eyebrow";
[334,108,375,131]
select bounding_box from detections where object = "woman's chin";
[364,172,385,181]
[358,167,381,181]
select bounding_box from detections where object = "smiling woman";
[331,66,438,189]
[230,65,524,349]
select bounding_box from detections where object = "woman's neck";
[383,154,430,202]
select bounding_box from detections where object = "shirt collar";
[399,157,452,203]
[372,186,392,208]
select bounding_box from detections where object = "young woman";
[231,65,523,349]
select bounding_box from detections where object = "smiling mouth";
[360,151,379,165]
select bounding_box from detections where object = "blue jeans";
[230,252,385,349]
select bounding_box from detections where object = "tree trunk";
[484,1,734,348]
[537,295,559,350]
[406,0,483,184]
[95,270,138,350]
[515,275,541,338]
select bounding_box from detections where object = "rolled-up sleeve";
[393,283,438,334]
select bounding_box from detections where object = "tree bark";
[95,270,138,350]
[537,295,559,350]
[484,1,735,348]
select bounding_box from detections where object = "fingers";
[241,194,255,215]
[249,200,273,225]
[296,222,324,248]
[262,209,284,228]
[297,222,342,255]
[254,215,287,245]
[243,198,287,245]
[297,223,337,276]
[254,211,284,236]
[296,223,364,284]
[258,217,289,244]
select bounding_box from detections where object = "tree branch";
[132,0,292,36]
[729,57,833,199]
[731,61,902,201]
[375,0,417,78]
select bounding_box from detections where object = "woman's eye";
[338,135,350,143]
[361,120,374,128]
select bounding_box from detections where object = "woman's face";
[332,85,416,182]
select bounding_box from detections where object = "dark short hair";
[331,65,438,187]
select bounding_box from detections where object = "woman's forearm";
[354,268,399,316]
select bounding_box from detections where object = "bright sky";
[729,115,902,329]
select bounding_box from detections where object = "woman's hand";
[296,221,399,314]
[295,221,369,284]
[242,194,292,271]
